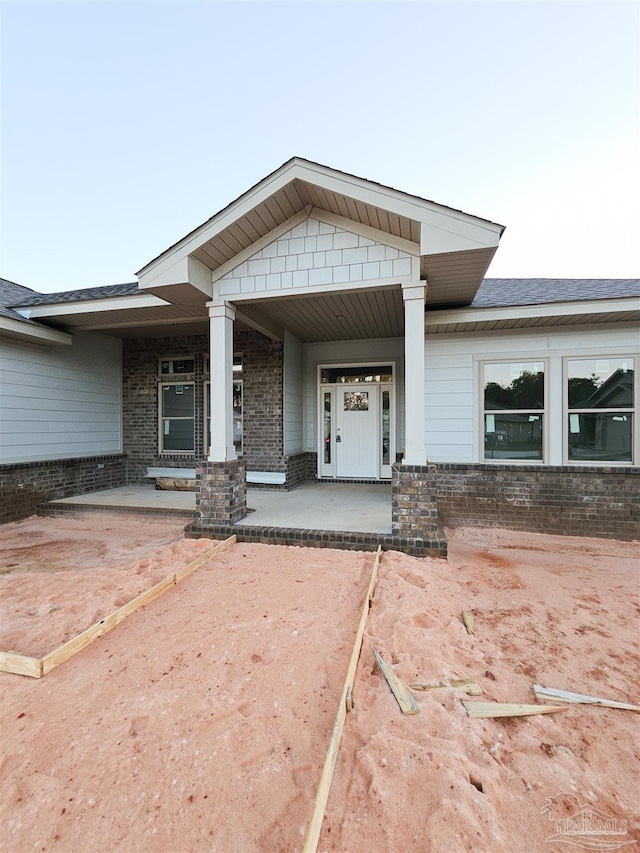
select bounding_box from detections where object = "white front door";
[336,385,379,478]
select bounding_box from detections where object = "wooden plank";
[410,678,482,695]
[303,546,381,853]
[463,701,569,719]
[534,684,640,712]
[0,651,43,678]
[462,610,475,635]
[174,535,236,582]
[371,647,420,715]
[41,536,236,676]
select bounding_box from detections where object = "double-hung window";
[159,383,195,453]
[567,357,635,463]
[483,361,545,461]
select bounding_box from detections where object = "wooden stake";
[534,684,640,712]
[371,647,420,715]
[303,546,381,853]
[462,610,475,635]
[1,535,236,679]
[463,701,569,719]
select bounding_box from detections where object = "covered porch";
[45,482,392,533]
[40,481,447,555]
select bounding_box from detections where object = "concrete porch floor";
[50,483,392,534]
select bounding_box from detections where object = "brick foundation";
[434,463,640,541]
[196,459,247,525]
[391,464,444,544]
[0,455,126,524]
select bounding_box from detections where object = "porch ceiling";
[31,287,403,342]
[242,287,405,342]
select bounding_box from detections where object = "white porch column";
[207,301,237,462]
[402,282,427,465]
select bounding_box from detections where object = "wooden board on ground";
[462,610,475,635]
[463,701,569,719]
[411,677,482,695]
[534,684,640,712]
[303,545,382,853]
[0,535,236,678]
[371,646,420,715]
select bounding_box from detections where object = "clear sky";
[1,0,638,293]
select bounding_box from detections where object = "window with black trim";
[483,361,545,461]
[159,357,195,375]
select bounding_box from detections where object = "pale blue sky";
[1,0,638,293]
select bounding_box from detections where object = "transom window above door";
[320,365,392,384]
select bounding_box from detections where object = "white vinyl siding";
[424,324,640,464]
[283,331,303,455]
[0,333,122,463]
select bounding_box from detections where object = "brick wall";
[236,330,284,473]
[0,455,126,524]
[435,464,640,541]
[285,451,317,489]
[122,331,285,483]
[122,335,207,482]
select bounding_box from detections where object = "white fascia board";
[136,159,307,278]
[420,217,502,255]
[294,161,504,247]
[138,255,214,293]
[136,157,501,280]
[0,316,73,345]
[18,293,171,319]
[425,296,640,328]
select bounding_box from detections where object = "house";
[1,158,638,549]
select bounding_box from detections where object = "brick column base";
[392,463,440,538]
[196,459,246,525]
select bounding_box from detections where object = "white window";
[566,357,635,463]
[482,361,546,462]
[159,383,195,453]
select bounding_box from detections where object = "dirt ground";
[0,513,638,853]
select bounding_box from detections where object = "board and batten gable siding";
[303,337,405,455]
[424,323,640,464]
[0,333,122,463]
[218,218,413,296]
[283,331,303,455]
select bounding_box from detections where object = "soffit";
[245,287,405,343]
[30,303,209,336]
[190,178,422,271]
[426,308,640,334]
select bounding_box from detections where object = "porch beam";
[234,305,284,342]
[207,301,237,462]
[403,282,427,465]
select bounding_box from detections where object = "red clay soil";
[0,514,638,853]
